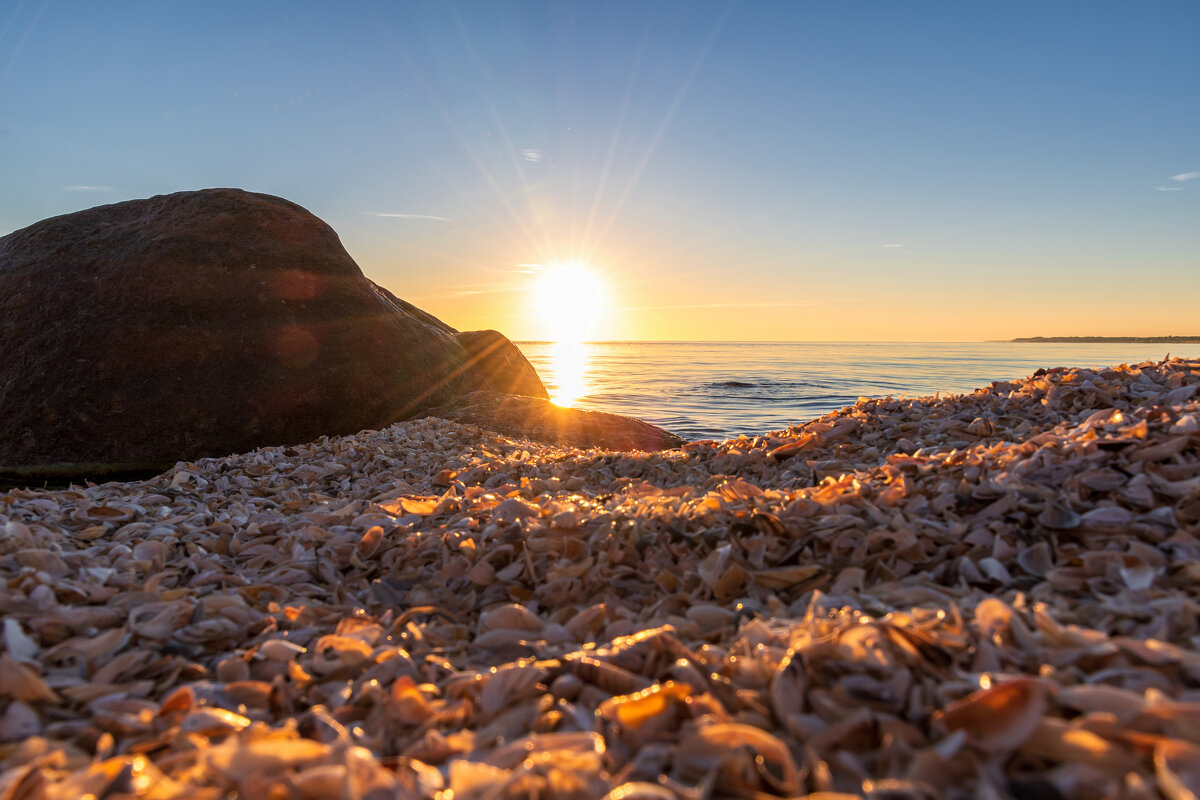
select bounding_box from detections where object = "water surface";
[517,341,1200,441]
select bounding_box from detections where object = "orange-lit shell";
[598,681,692,741]
[603,783,677,800]
[934,678,1050,754]
[310,635,372,675]
[179,707,252,737]
[1156,738,1200,800]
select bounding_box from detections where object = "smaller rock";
[454,330,547,399]
[425,392,685,451]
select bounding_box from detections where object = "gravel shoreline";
[2,358,1199,798]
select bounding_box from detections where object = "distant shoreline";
[1008,336,1200,343]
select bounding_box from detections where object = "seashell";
[550,509,583,529]
[973,597,1014,641]
[128,600,193,640]
[0,700,40,741]
[13,549,68,576]
[221,680,274,709]
[551,672,584,701]
[484,731,605,772]
[471,628,537,651]
[310,635,372,675]
[91,648,162,684]
[71,504,136,523]
[1130,437,1189,463]
[934,677,1050,754]
[598,680,691,742]
[389,675,434,724]
[718,479,766,501]
[204,736,331,780]
[768,434,817,460]
[258,638,307,662]
[1057,684,1146,722]
[564,604,608,642]
[1079,505,1133,530]
[753,565,822,591]
[292,764,346,799]
[0,654,59,703]
[491,497,540,523]
[1156,738,1200,800]
[3,620,40,662]
[467,560,496,585]
[378,496,439,516]
[603,783,677,800]
[863,778,941,799]
[1077,468,1127,492]
[1015,541,1054,577]
[770,648,807,724]
[1119,555,1158,590]
[965,417,995,437]
[357,525,385,556]
[1021,717,1140,778]
[1038,503,1081,530]
[447,759,510,798]
[685,604,736,630]
[675,722,800,797]
[564,655,653,695]
[157,685,194,716]
[179,707,252,736]
[44,754,183,799]
[480,661,547,718]
[477,603,543,634]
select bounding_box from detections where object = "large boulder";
[426,391,686,451]
[0,188,547,478]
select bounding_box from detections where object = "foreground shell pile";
[3,358,1200,799]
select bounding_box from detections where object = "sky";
[1,1,1197,341]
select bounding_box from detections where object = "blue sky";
[2,1,1197,340]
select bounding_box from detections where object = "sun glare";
[535,264,604,344]
[533,264,605,406]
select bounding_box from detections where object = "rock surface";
[426,391,686,451]
[0,188,547,476]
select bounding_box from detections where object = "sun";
[534,263,605,343]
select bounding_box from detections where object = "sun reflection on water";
[533,264,604,407]
[549,340,588,406]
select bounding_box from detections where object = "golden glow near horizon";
[533,264,605,405]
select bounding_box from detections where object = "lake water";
[516,341,1200,441]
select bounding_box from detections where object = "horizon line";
[513,337,1200,345]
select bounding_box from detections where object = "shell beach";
[3,358,1200,799]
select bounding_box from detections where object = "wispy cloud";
[1171,171,1200,182]
[881,243,904,248]
[1156,186,1184,191]
[520,149,542,163]
[65,185,113,192]
[362,211,450,222]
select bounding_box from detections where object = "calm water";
[517,341,1200,441]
